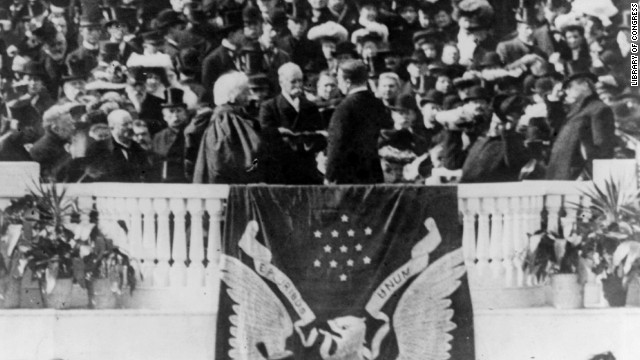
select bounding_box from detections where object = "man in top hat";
[151,88,193,183]
[495,5,546,67]
[59,56,90,104]
[242,5,264,42]
[545,65,615,180]
[413,28,442,63]
[36,24,69,96]
[155,9,187,59]
[326,59,390,184]
[66,0,104,77]
[201,9,245,103]
[457,92,530,183]
[246,73,274,117]
[177,48,207,103]
[274,0,324,74]
[0,102,41,161]
[13,61,55,116]
[104,6,141,63]
[438,85,493,171]
[259,62,325,184]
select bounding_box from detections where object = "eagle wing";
[392,248,466,360]
[220,255,294,360]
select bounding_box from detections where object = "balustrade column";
[138,198,157,286]
[487,198,504,283]
[169,198,187,287]
[501,197,515,287]
[187,198,206,287]
[511,197,526,287]
[460,198,478,269]
[205,199,224,287]
[546,195,562,234]
[154,198,171,287]
[476,199,491,282]
[126,198,143,260]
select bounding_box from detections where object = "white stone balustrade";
[458,181,589,308]
[0,177,593,310]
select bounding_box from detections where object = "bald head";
[108,109,134,147]
[278,62,304,98]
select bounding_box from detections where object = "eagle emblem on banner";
[220,217,466,360]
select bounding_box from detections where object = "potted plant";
[572,178,640,307]
[525,229,583,308]
[0,196,38,308]
[18,183,80,309]
[75,225,136,309]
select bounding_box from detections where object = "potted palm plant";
[19,183,79,309]
[0,196,38,308]
[526,229,583,308]
[573,178,640,307]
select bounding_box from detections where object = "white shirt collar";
[282,92,300,112]
[83,41,99,51]
[222,39,237,52]
[348,86,368,95]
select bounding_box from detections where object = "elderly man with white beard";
[258,62,325,184]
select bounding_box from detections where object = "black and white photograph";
[0,0,638,359]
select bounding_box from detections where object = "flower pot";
[602,274,626,307]
[551,274,583,309]
[626,277,640,307]
[0,277,21,309]
[42,278,73,309]
[89,279,118,309]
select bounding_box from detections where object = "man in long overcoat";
[546,72,616,180]
[325,60,388,184]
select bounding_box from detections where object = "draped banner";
[216,185,474,360]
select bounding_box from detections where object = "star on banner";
[331,230,339,238]
[364,227,372,235]
[341,214,349,222]
[355,244,362,252]
[330,260,337,268]
[314,231,322,238]
[363,256,371,264]
[339,274,347,281]
[347,229,355,237]
[346,259,354,267]
[314,260,321,267]
[340,245,348,253]
[324,245,332,253]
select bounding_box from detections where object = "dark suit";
[139,94,167,135]
[29,130,69,179]
[274,35,324,74]
[496,37,546,66]
[460,131,529,183]
[258,94,325,184]
[533,23,562,57]
[151,127,189,183]
[546,94,616,180]
[201,44,239,103]
[0,132,32,161]
[325,90,387,184]
[65,46,99,76]
[86,138,150,182]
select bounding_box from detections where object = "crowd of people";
[0,0,636,184]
